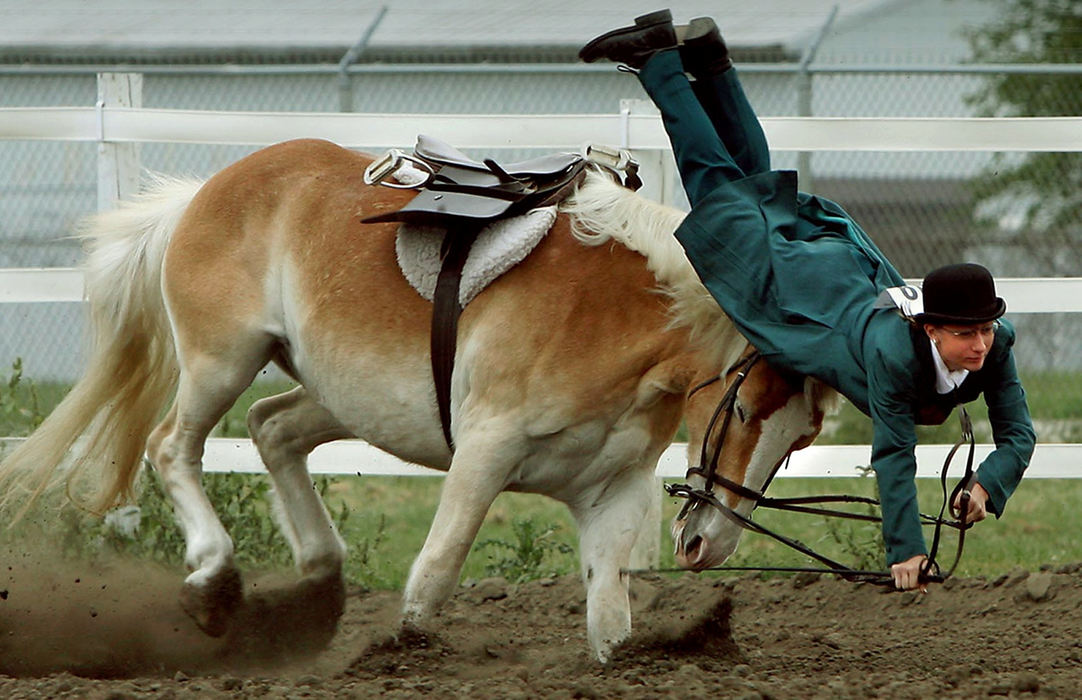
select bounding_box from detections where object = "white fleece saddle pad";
[391,163,558,306]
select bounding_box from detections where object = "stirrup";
[583,143,642,191]
[363,149,436,189]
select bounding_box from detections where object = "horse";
[0,138,836,662]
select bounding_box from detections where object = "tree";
[962,0,1082,275]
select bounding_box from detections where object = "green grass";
[316,474,1082,588]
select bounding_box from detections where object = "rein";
[654,356,977,588]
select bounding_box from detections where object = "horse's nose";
[674,533,710,570]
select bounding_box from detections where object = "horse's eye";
[735,401,748,423]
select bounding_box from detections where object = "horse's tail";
[0,174,205,518]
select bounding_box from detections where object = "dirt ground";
[2,549,1081,699]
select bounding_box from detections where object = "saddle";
[362,134,591,226]
[362,135,641,451]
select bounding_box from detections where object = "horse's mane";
[560,169,746,370]
[561,169,841,414]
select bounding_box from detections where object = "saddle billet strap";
[431,226,481,452]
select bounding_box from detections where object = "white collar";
[929,338,969,394]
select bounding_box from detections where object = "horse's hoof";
[217,571,346,662]
[179,568,243,637]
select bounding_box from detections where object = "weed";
[54,467,358,576]
[0,359,44,437]
[345,512,395,591]
[475,517,575,583]
[818,464,885,571]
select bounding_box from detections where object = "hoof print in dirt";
[394,623,440,648]
[610,596,744,669]
[179,568,244,638]
[349,624,453,677]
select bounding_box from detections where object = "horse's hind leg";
[568,466,656,663]
[247,386,353,581]
[146,339,272,637]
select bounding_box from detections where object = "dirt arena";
[2,549,1080,699]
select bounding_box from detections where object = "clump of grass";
[0,358,45,438]
[818,465,885,571]
[475,517,575,583]
[19,467,365,581]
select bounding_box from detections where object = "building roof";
[4,0,898,61]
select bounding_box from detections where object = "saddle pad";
[396,207,556,307]
[392,162,556,306]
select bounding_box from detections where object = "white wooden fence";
[2,73,1080,481]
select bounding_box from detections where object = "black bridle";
[661,352,976,588]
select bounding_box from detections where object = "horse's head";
[673,348,835,570]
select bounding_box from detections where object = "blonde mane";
[560,169,745,369]
[561,169,840,414]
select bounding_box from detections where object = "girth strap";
[431,227,480,451]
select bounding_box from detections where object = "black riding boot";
[679,17,733,76]
[578,10,679,69]
[679,17,769,175]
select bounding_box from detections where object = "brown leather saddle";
[362,135,640,451]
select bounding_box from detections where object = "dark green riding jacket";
[674,169,1036,565]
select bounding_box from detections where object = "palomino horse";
[0,139,835,662]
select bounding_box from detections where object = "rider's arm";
[974,320,1036,517]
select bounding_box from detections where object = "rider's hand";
[952,481,990,523]
[890,554,930,592]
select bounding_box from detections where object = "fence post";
[97,72,143,211]
[622,99,689,213]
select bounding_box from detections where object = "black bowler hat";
[916,263,1006,325]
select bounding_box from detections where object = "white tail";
[0,175,204,516]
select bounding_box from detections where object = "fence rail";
[3,106,1082,151]
[0,438,1076,479]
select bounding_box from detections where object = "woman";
[580,11,1036,591]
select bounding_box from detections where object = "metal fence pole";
[795,5,839,193]
[337,5,388,113]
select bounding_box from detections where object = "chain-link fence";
[1,61,1079,442]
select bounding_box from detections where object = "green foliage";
[0,359,45,437]
[56,469,358,576]
[818,465,886,571]
[344,512,396,592]
[475,517,575,583]
[962,0,1082,271]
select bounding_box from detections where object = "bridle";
[662,352,976,588]
[674,350,764,523]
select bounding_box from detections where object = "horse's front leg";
[401,426,522,629]
[568,465,656,663]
